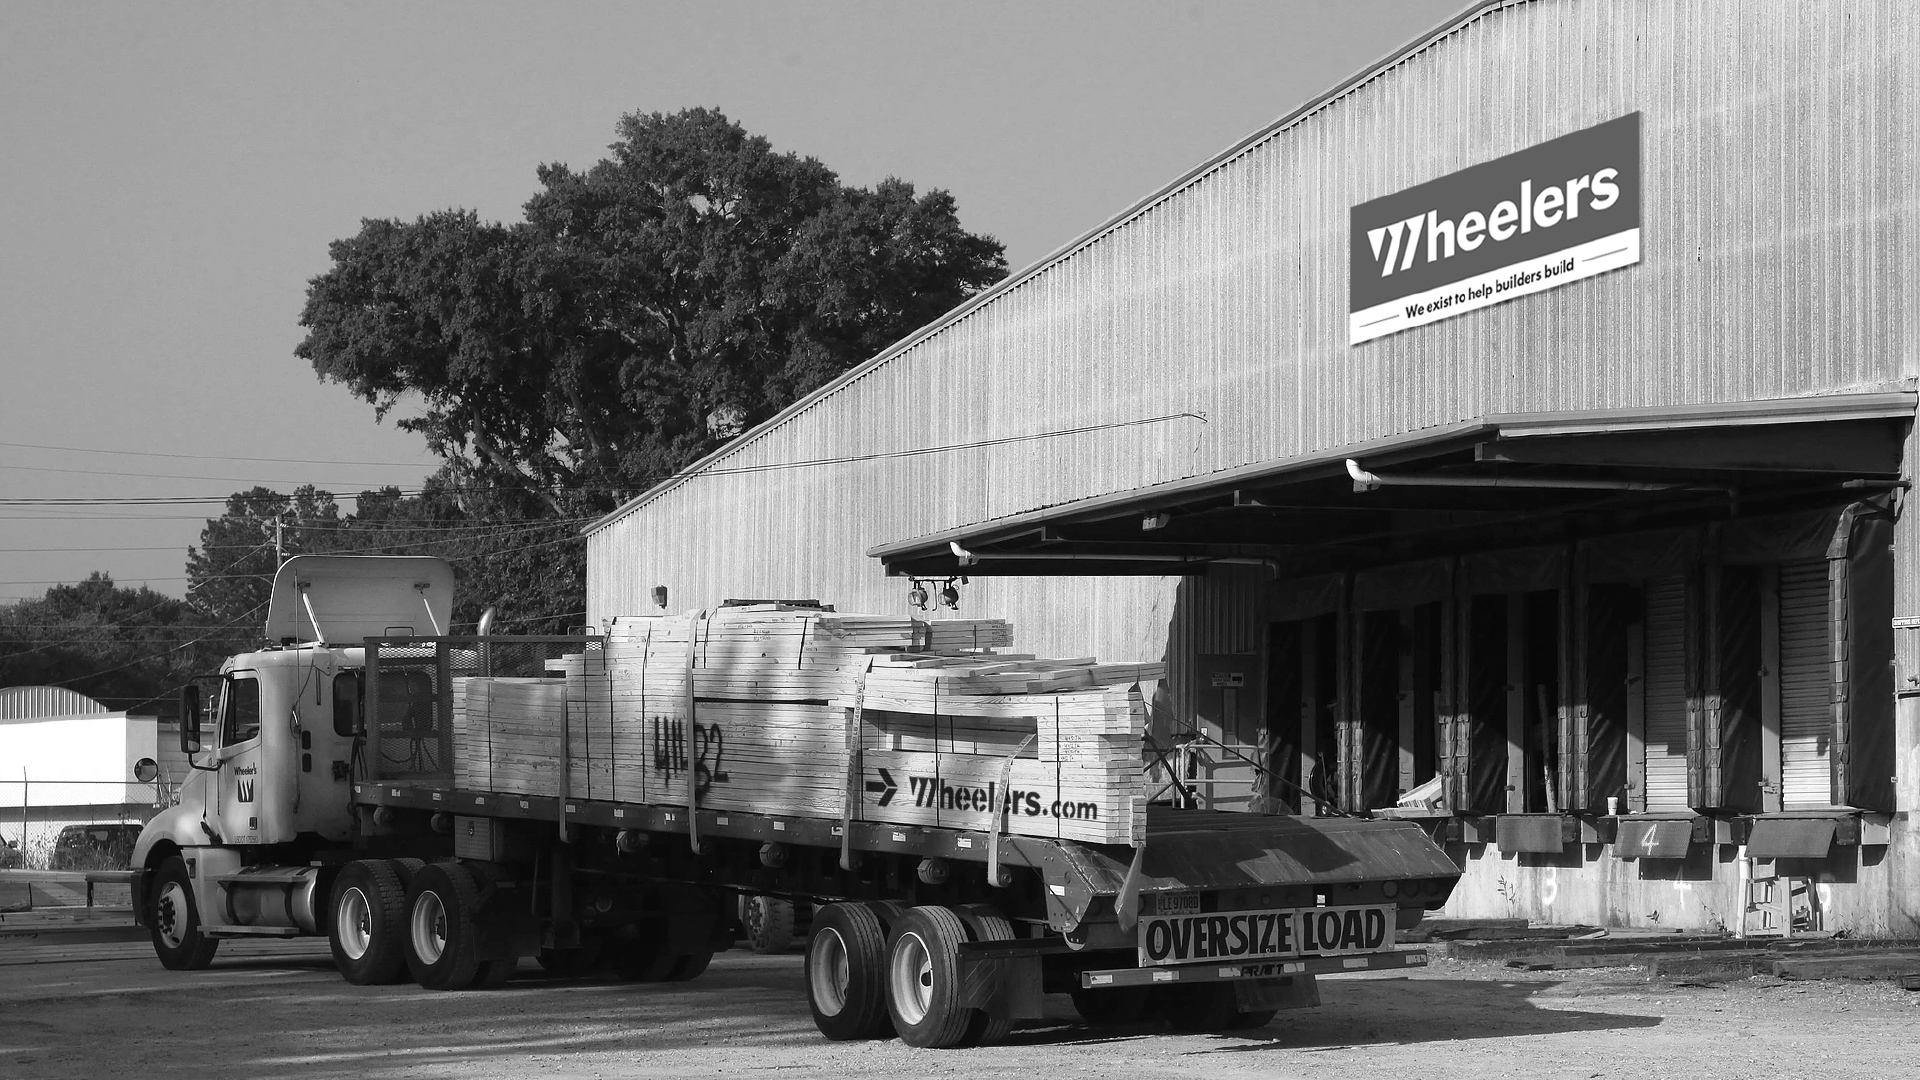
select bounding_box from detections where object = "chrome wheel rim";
[155,880,191,949]
[888,931,933,1025]
[336,886,372,960]
[807,928,851,1016]
[410,890,447,965]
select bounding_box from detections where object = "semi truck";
[132,555,1460,1047]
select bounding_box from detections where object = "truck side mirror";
[180,684,205,754]
[133,757,160,784]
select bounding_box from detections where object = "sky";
[0,0,1468,604]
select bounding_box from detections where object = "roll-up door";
[1643,576,1690,810]
[1778,560,1832,808]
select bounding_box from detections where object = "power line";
[0,461,428,485]
[0,439,433,467]
[0,412,1204,506]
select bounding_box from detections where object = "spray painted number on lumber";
[1137,904,1393,967]
[652,718,731,794]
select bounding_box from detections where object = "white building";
[0,686,173,859]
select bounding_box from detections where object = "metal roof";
[584,0,1521,539]
[0,686,114,721]
[869,392,1916,578]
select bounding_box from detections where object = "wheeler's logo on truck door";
[1349,112,1641,344]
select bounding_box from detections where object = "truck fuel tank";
[215,865,324,934]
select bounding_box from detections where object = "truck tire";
[805,902,895,1041]
[1069,986,1151,1026]
[665,950,712,981]
[608,923,678,982]
[884,906,975,1049]
[404,861,491,990]
[329,859,410,984]
[953,905,1016,1046]
[148,855,219,971]
[744,895,795,954]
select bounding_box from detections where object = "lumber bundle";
[449,604,1156,844]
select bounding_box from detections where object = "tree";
[184,480,587,636]
[295,107,1007,515]
[0,575,234,713]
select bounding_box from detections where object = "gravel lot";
[2,939,1914,1079]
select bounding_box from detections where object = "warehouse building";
[587,0,1920,934]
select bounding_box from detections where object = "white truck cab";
[133,555,455,968]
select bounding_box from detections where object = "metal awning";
[1746,814,1845,859]
[872,393,1913,578]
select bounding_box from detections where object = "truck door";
[214,672,265,845]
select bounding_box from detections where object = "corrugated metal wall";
[0,686,113,720]
[590,0,1920,723]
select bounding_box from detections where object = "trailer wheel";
[1153,982,1241,1033]
[404,862,490,990]
[805,902,895,1041]
[666,950,712,981]
[743,895,795,954]
[1069,986,1151,1026]
[328,859,410,984]
[608,923,677,982]
[148,855,218,971]
[952,905,1016,1046]
[885,906,975,1049]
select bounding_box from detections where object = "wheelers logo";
[1349,112,1640,344]
[236,779,255,803]
[1138,904,1391,968]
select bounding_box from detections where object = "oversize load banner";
[1349,112,1641,344]
[1137,903,1392,968]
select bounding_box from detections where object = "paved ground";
[2,938,1917,1079]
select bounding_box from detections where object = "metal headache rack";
[363,635,603,784]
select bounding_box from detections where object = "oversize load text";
[1138,904,1391,967]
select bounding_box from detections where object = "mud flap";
[959,953,1043,1020]
[1235,975,1319,1013]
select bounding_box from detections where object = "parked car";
[49,824,141,870]
[0,832,20,870]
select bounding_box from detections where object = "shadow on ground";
[2,955,1662,1078]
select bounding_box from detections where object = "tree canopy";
[296,106,1007,517]
[0,575,233,713]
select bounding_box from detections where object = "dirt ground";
[1,940,1915,1080]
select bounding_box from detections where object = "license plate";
[1143,891,1200,916]
[1137,904,1394,968]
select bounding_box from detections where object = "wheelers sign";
[1349,112,1640,344]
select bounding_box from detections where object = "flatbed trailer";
[130,556,1461,1048]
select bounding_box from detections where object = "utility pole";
[274,514,285,567]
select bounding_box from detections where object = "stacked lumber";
[449,604,1155,844]
[451,677,567,796]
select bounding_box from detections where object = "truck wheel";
[953,905,1016,1046]
[1069,986,1151,1026]
[805,902,895,1041]
[744,895,795,954]
[608,923,678,981]
[329,859,410,984]
[404,862,490,990]
[885,906,975,1049]
[665,951,712,981]
[474,957,516,989]
[1154,983,1240,1033]
[148,855,219,971]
